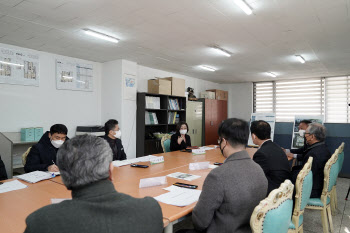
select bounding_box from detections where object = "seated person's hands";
[48,164,59,172]
[286,153,294,161]
[177,136,184,145]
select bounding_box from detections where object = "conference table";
[0,146,257,233]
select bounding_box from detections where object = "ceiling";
[0,0,349,83]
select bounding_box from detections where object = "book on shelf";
[146,96,160,109]
[168,111,177,124]
[168,99,180,110]
[145,111,159,125]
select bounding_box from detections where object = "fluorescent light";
[212,47,231,57]
[0,60,24,67]
[155,57,171,62]
[295,55,305,64]
[234,0,253,15]
[62,76,73,79]
[199,65,216,72]
[266,72,277,78]
[83,29,119,43]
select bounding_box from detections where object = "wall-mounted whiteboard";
[56,59,93,91]
[0,47,40,86]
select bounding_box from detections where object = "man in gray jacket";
[24,135,163,233]
[179,118,268,233]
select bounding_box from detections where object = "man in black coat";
[24,135,163,233]
[103,119,126,160]
[24,124,68,173]
[0,155,8,180]
[288,123,331,198]
[251,120,291,195]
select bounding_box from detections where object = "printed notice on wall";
[123,73,137,100]
[56,59,93,91]
[0,47,39,86]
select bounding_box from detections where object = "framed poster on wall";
[0,47,39,86]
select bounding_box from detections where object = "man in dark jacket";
[24,135,163,233]
[251,120,291,195]
[0,155,8,180]
[103,119,126,161]
[24,124,68,173]
[178,118,268,233]
[289,123,331,198]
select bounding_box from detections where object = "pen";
[52,160,56,165]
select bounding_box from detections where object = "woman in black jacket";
[170,121,191,151]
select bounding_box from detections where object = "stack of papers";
[167,172,201,181]
[154,185,202,207]
[192,149,206,155]
[0,180,27,193]
[16,171,54,183]
[113,155,158,167]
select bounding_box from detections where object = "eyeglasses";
[304,133,312,137]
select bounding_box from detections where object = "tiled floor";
[173,177,350,233]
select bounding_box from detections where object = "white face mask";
[298,130,306,137]
[114,130,122,139]
[180,129,187,135]
[51,140,64,148]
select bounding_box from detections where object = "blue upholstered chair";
[306,149,339,233]
[161,134,171,153]
[251,180,294,233]
[331,142,345,215]
[288,157,313,233]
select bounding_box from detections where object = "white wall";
[227,82,253,121]
[137,65,228,95]
[0,43,102,138]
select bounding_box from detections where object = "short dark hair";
[50,124,68,135]
[176,121,189,133]
[218,118,249,148]
[104,119,119,135]
[300,120,312,125]
[250,120,271,140]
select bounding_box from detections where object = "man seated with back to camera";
[250,120,291,195]
[24,135,163,233]
[177,118,268,233]
[288,123,331,198]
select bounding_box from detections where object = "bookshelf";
[136,92,187,157]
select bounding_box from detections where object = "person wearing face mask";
[251,120,291,195]
[170,121,191,151]
[177,118,267,233]
[24,124,68,173]
[289,123,331,198]
[287,119,312,158]
[103,119,126,161]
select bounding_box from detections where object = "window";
[254,77,350,123]
[325,76,350,123]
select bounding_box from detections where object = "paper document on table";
[112,155,158,167]
[0,180,27,193]
[154,186,202,207]
[16,171,54,183]
[51,198,71,204]
[209,164,219,169]
[167,172,201,181]
[192,149,205,155]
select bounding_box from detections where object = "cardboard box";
[34,127,44,141]
[206,89,228,100]
[163,77,186,96]
[200,91,215,99]
[148,79,171,95]
[21,128,35,142]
